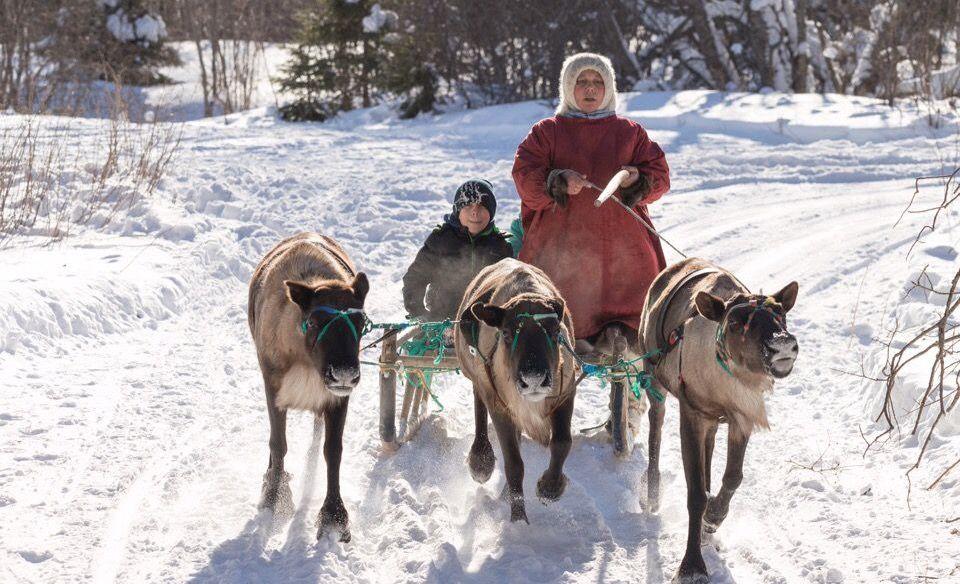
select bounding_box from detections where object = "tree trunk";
[604,0,643,83]
[686,0,740,88]
[747,2,775,89]
[792,0,809,92]
[194,40,213,117]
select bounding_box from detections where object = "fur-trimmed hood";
[555,52,618,116]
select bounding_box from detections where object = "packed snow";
[1,90,959,583]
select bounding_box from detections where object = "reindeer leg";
[490,410,528,524]
[318,398,351,542]
[468,386,496,483]
[646,394,665,512]
[703,423,719,494]
[704,425,750,534]
[259,375,292,515]
[674,403,710,584]
[537,394,574,502]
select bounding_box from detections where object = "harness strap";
[714,296,785,378]
[652,268,720,365]
[509,312,559,354]
[301,306,366,344]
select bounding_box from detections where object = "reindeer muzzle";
[764,332,798,378]
[325,365,360,396]
[517,369,552,402]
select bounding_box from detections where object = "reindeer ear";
[285,280,316,311]
[352,272,369,303]
[472,302,505,328]
[773,281,798,313]
[695,291,726,322]
[548,298,565,318]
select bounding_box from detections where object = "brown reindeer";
[455,258,578,523]
[248,232,369,542]
[639,258,799,583]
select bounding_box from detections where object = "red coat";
[512,115,670,339]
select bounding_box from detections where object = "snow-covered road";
[1,92,958,583]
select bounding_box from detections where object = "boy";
[403,179,513,323]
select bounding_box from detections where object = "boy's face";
[459,203,491,236]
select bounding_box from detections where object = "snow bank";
[0,237,188,355]
[622,90,959,144]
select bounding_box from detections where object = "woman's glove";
[546,169,570,207]
[620,172,651,208]
[546,169,591,208]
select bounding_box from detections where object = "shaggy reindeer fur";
[248,232,368,542]
[455,258,578,523]
[639,257,799,583]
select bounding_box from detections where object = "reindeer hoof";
[317,502,351,543]
[536,473,568,503]
[703,496,728,532]
[381,439,401,453]
[672,557,709,584]
[646,493,660,514]
[259,470,293,517]
[510,502,530,524]
[468,442,495,484]
[671,573,710,584]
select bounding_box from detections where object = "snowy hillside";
[1,91,958,583]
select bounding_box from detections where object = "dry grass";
[0,114,181,245]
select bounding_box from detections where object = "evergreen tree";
[278,0,395,121]
[98,0,178,85]
[47,0,178,88]
[381,1,442,119]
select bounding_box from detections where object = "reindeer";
[248,232,369,542]
[638,258,799,583]
[455,258,578,523]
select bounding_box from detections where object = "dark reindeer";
[455,259,578,523]
[248,232,369,542]
[638,258,799,583]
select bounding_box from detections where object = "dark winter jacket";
[402,217,514,321]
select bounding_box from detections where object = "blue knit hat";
[452,179,496,221]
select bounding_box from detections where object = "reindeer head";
[465,294,566,402]
[285,273,369,396]
[695,282,799,379]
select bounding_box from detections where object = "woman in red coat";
[512,52,670,344]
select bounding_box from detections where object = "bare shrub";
[872,169,960,492]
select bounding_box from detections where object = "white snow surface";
[2,91,960,583]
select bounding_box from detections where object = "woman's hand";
[619,165,640,188]
[562,170,590,195]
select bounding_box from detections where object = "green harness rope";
[397,319,459,412]
[509,312,559,354]
[300,306,369,344]
[558,336,666,402]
